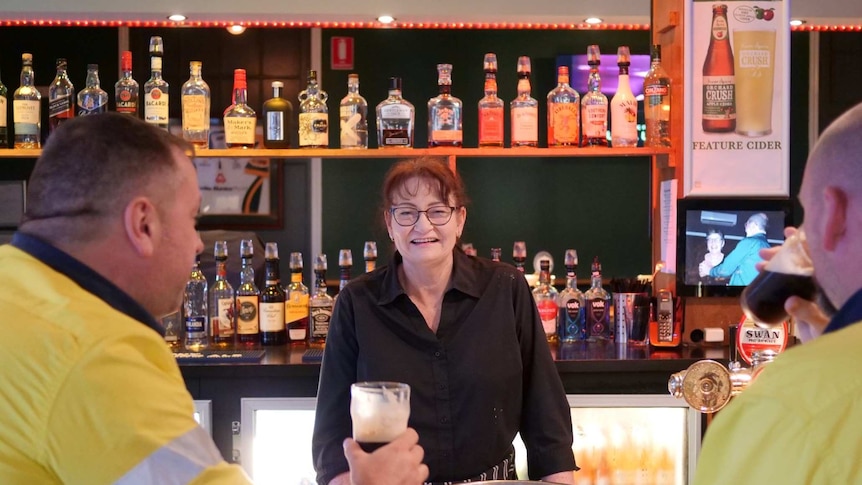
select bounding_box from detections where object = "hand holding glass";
[350,381,411,452]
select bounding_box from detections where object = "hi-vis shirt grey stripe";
[114,426,224,485]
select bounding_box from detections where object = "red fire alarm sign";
[331,37,354,70]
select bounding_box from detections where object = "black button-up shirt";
[312,249,576,484]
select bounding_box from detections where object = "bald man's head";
[804,102,862,198]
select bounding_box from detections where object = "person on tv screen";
[699,229,728,285]
[699,213,770,286]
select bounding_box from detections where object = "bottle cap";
[265,242,279,260]
[190,60,202,69]
[587,45,601,65]
[436,64,453,85]
[271,81,284,89]
[120,51,132,70]
[348,73,359,82]
[564,249,578,268]
[363,241,377,260]
[233,68,247,89]
[240,239,254,258]
[22,53,33,63]
[289,252,304,270]
[314,253,328,271]
[149,36,164,56]
[483,53,498,72]
[213,240,228,260]
[339,249,353,267]
[56,58,67,69]
[308,70,318,81]
[516,56,531,74]
[388,77,402,91]
[651,44,662,60]
[617,46,631,65]
[87,64,98,71]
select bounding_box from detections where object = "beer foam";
[764,232,814,276]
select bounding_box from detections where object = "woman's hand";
[342,428,429,485]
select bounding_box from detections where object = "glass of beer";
[733,26,776,137]
[741,230,817,328]
[350,381,411,452]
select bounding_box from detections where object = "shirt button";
[434,351,442,358]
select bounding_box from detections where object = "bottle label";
[48,94,73,118]
[259,302,285,332]
[182,94,209,131]
[583,105,608,138]
[379,104,412,119]
[311,306,332,339]
[737,317,788,365]
[266,112,285,141]
[0,96,6,128]
[185,315,206,334]
[511,106,538,143]
[144,90,169,124]
[430,106,462,143]
[340,107,363,146]
[611,97,639,140]
[116,87,137,114]
[299,113,329,146]
[586,298,609,339]
[702,75,736,120]
[382,129,411,146]
[645,81,671,121]
[548,102,580,144]
[224,117,256,145]
[236,296,259,335]
[711,15,729,41]
[559,297,586,341]
[214,298,234,337]
[537,300,558,337]
[431,128,463,143]
[478,107,504,144]
[13,100,40,132]
[77,95,108,116]
[286,293,309,340]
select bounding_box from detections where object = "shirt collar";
[378,248,483,305]
[823,287,862,334]
[11,232,165,336]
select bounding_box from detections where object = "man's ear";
[123,196,158,257]
[821,186,848,252]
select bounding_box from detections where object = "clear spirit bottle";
[644,44,672,147]
[115,51,139,117]
[376,77,414,148]
[236,239,261,346]
[547,65,580,147]
[298,70,329,148]
[260,242,287,346]
[338,249,353,292]
[48,58,75,134]
[13,53,41,149]
[478,53,504,148]
[181,61,211,149]
[209,241,236,347]
[263,81,293,149]
[309,254,333,348]
[557,249,586,342]
[0,67,7,148]
[363,241,377,273]
[584,256,611,340]
[510,56,538,148]
[76,64,109,116]
[340,73,368,149]
[285,252,309,344]
[224,68,256,149]
[143,36,169,131]
[532,259,559,342]
[610,46,639,147]
[183,255,208,350]
[428,63,463,147]
[582,45,609,147]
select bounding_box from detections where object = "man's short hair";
[747,213,769,231]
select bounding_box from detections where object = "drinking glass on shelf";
[350,381,411,452]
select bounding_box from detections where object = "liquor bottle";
[298,70,329,148]
[48,58,75,133]
[532,259,559,342]
[340,73,368,149]
[376,77,414,148]
[263,81,293,149]
[363,241,377,273]
[702,4,736,133]
[236,239,261,346]
[285,252,309,344]
[260,242,287,346]
[644,44,671,148]
[115,51,139,116]
[181,61,211,149]
[610,46,639,147]
[547,65,580,147]
[13,53,41,149]
[209,240,236,347]
[338,249,353,292]
[581,45,609,147]
[490,247,502,262]
[557,249,586,342]
[0,66,7,148]
[183,255,208,351]
[143,36,169,131]
[512,240,527,273]
[510,56,538,148]
[584,256,611,340]
[478,53,504,148]
[309,254,333,348]
[223,68,256,149]
[76,64,109,116]
[428,64,463,147]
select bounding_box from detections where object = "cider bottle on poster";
[702,4,736,133]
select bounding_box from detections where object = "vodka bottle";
[584,256,611,340]
[76,64,109,116]
[557,249,586,342]
[183,255,209,350]
[340,73,368,149]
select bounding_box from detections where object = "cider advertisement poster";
[684,0,789,196]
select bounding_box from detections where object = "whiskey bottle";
[363,241,377,273]
[512,240,527,273]
[143,36,169,131]
[76,64,109,116]
[223,68,256,149]
[532,259,559,342]
[557,249,586,342]
[181,61,211,149]
[183,255,209,351]
[298,70,329,148]
[547,65,580,147]
[339,73,368,149]
[610,46,639,147]
[376,77,414,148]
[0,67,7,148]
[309,254,333,347]
[644,44,671,147]
[13,53,41,149]
[236,239,261,346]
[428,64,463,147]
[338,249,353,292]
[584,256,611,340]
[702,4,736,133]
[581,45,609,147]
[285,251,309,344]
[263,81,293,149]
[510,56,538,147]
[48,58,75,134]
[261,242,287,346]
[209,241,236,347]
[478,53,504,148]
[115,51,139,117]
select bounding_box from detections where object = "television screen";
[676,198,793,297]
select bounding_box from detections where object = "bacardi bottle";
[644,44,671,147]
[236,239,261,346]
[115,51,139,116]
[309,254,333,347]
[610,46,639,147]
[340,74,368,149]
[428,64,463,147]
[181,61,211,149]
[547,65,580,147]
[13,53,41,149]
[224,69,256,149]
[48,58,74,133]
[143,36,169,131]
[702,4,736,133]
[263,81,293,149]
[285,252,309,344]
[298,70,329,148]
[510,56,538,147]
[581,45,609,147]
[376,77,414,148]
[478,53,504,148]
[209,241,236,347]
[532,259,559,342]
[557,249,586,342]
[584,256,611,340]
[183,255,208,351]
[261,242,287,346]
[76,64,109,116]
